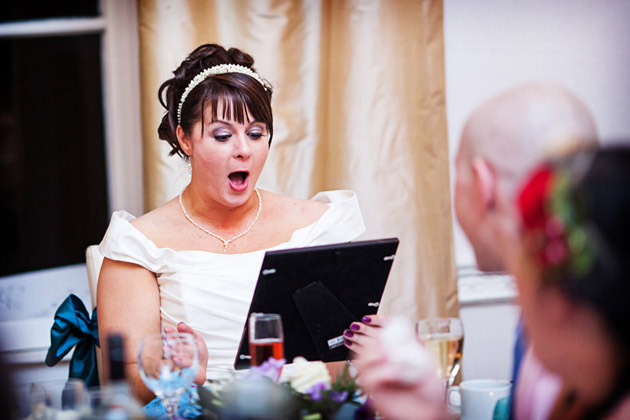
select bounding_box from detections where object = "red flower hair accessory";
[518,166,554,230]
[517,164,594,284]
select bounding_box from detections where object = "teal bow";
[45,294,100,387]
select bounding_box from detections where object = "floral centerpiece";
[203,357,375,420]
[285,357,373,420]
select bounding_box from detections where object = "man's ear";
[471,157,497,213]
[177,125,192,156]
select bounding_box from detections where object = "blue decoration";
[143,384,203,419]
[45,294,100,387]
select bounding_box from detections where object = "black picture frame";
[234,237,399,369]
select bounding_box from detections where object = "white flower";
[288,357,332,393]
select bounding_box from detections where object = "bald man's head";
[460,82,598,197]
[454,82,598,271]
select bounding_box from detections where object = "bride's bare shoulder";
[129,199,182,241]
[262,190,328,226]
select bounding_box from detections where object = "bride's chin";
[223,189,255,207]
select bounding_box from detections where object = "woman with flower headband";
[96,44,366,403]
[507,144,630,419]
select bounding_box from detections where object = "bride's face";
[182,103,270,208]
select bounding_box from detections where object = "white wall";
[457,270,519,380]
[444,0,630,267]
[460,302,519,380]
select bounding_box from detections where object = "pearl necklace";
[179,188,262,253]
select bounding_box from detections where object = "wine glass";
[138,332,199,419]
[416,317,464,393]
[249,313,284,368]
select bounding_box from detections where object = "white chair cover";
[85,245,105,384]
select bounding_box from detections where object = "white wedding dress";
[98,190,365,380]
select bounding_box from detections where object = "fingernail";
[344,330,354,338]
[344,339,353,347]
[362,316,372,323]
[350,323,360,331]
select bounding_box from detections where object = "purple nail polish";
[344,330,354,338]
[362,316,372,323]
[350,323,360,331]
[344,339,352,347]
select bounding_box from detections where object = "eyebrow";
[209,119,264,128]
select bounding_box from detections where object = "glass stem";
[163,398,180,419]
[443,380,449,402]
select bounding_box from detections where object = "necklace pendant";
[179,188,262,253]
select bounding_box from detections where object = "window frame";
[0,0,143,216]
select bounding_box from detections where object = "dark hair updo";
[158,44,273,158]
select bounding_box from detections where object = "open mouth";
[228,171,250,190]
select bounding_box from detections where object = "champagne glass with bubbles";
[249,313,284,368]
[417,317,464,393]
[138,332,199,419]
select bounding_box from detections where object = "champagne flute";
[138,332,199,419]
[416,317,464,393]
[249,313,284,368]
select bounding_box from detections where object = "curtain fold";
[138,0,458,319]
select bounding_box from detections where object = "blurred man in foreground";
[356,82,598,420]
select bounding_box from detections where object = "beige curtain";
[138,0,458,319]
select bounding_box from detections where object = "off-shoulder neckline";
[112,206,330,257]
[103,190,360,258]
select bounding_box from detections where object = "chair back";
[86,245,105,309]
[85,245,105,384]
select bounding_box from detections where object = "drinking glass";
[138,332,199,419]
[249,313,284,367]
[61,378,89,411]
[28,378,88,418]
[416,317,464,392]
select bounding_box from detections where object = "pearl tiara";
[177,64,267,125]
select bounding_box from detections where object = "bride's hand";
[163,322,208,386]
[342,314,390,357]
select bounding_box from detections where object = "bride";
[97,43,366,403]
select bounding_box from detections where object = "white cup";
[447,379,511,420]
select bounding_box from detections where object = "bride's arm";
[97,257,161,403]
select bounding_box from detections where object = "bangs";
[180,74,273,145]
[202,83,267,128]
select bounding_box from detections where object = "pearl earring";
[186,158,192,176]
